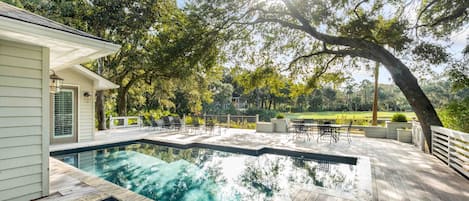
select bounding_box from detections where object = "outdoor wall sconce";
[83,92,91,97]
[49,70,64,94]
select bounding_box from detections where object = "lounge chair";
[205,118,216,135]
[187,117,201,134]
[162,116,172,129]
[172,116,183,130]
[150,116,164,130]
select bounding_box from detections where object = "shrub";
[391,113,407,122]
[229,120,256,129]
[244,108,277,122]
[276,113,285,119]
[439,97,469,132]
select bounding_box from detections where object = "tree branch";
[415,2,468,29]
[288,48,375,70]
[281,0,371,49]
[353,0,367,21]
[236,17,304,31]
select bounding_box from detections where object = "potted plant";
[275,113,285,119]
[386,113,412,139]
[397,128,412,143]
[271,113,288,133]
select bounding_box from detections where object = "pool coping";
[47,157,152,201]
[50,136,373,201]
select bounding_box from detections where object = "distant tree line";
[204,67,468,116]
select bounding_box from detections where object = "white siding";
[0,39,48,200]
[56,68,95,142]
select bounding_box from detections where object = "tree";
[9,0,224,128]
[188,0,468,151]
[372,62,379,126]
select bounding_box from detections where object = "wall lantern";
[83,92,91,97]
[49,70,64,94]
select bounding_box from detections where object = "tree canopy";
[184,0,468,149]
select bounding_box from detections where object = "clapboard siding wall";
[0,39,48,200]
[56,68,95,142]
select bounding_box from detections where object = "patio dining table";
[316,124,342,143]
[290,123,342,143]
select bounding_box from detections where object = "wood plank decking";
[44,128,469,201]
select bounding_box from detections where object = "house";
[50,65,118,144]
[231,93,247,111]
[0,2,120,200]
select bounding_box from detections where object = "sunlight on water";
[55,143,356,201]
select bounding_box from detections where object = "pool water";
[54,142,357,201]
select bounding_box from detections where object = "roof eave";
[0,16,120,68]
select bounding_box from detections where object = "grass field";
[285,111,417,121]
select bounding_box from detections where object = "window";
[54,89,74,137]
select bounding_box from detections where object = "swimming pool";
[52,141,371,201]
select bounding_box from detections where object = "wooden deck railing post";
[109,115,114,129]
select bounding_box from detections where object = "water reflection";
[55,143,355,201]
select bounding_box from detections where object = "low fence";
[185,114,258,129]
[109,115,142,129]
[431,126,468,178]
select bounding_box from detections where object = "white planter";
[386,122,412,139]
[256,122,274,133]
[271,118,288,133]
[397,129,412,143]
[364,126,387,138]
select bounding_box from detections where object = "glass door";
[51,88,77,144]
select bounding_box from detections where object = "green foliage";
[244,108,277,122]
[439,97,469,132]
[275,113,285,119]
[417,0,469,37]
[412,43,448,64]
[8,0,224,117]
[391,113,408,122]
[228,121,256,129]
[140,109,172,126]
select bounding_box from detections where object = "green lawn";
[285,111,416,121]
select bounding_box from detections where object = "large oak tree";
[187,0,468,151]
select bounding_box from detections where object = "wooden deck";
[45,127,469,201]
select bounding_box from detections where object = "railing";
[109,115,142,129]
[186,114,258,129]
[412,121,426,152]
[431,126,469,178]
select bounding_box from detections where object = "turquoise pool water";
[54,142,357,201]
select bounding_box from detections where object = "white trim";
[0,16,120,68]
[0,16,120,52]
[71,65,119,90]
[91,90,96,140]
[41,47,50,196]
[61,84,81,142]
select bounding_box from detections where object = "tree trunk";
[374,47,442,152]
[117,87,128,116]
[95,58,107,130]
[95,90,107,130]
[372,62,379,126]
